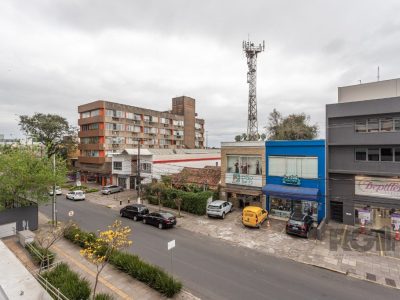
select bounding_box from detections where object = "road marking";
[52,244,132,300]
[378,233,384,257]
[341,225,348,249]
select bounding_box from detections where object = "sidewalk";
[38,213,198,300]
[82,186,400,291]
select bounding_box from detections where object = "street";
[41,197,400,300]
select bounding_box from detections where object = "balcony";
[78,115,104,126]
[78,144,105,151]
[78,129,105,138]
[78,156,106,164]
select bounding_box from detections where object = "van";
[242,206,268,228]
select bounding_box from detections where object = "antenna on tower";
[377,66,380,81]
[242,38,265,141]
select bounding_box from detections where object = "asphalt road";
[40,197,400,300]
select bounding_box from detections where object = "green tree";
[266,109,318,140]
[19,113,75,158]
[0,147,67,208]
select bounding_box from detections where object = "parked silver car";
[101,185,124,195]
[207,200,233,219]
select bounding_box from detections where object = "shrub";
[110,251,182,297]
[41,263,91,300]
[64,225,96,248]
[85,188,99,193]
[65,226,182,298]
[94,293,115,300]
[25,242,55,268]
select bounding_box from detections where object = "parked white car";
[49,186,62,196]
[66,190,85,201]
[207,200,233,219]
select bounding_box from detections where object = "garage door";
[0,222,16,238]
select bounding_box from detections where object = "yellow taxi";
[242,206,268,228]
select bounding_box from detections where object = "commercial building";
[77,96,205,184]
[326,78,400,231]
[220,141,266,209]
[263,140,325,223]
[111,148,220,189]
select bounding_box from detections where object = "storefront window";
[227,155,262,175]
[270,197,318,221]
[355,205,400,231]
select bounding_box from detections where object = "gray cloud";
[1,0,400,146]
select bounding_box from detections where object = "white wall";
[112,154,132,175]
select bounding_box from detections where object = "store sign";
[355,176,400,200]
[358,209,371,225]
[282,175,301,186]
[391,213,400,231]
[226,173,262,187]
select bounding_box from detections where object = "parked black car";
[142,211,177,229]
[120,204,149,221]
[286,212,314,238]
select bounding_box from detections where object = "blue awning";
[262,184,319,201]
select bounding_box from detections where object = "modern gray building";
[326,78,400,231]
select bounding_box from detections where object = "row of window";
[355,147,400,162]
[81,109,100,118]
[227,156,263,176]
[268,156,318,179]
[103,123,188,136]
[355,118,400,133]
[81,137,99,144]
[81,123,99,131]
[104,109,184,126]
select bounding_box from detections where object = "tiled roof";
[171,166,221,188]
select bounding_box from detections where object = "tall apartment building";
[77,96,205,185]
[326,78,400,230]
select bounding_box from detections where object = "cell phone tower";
[242,39,265,141]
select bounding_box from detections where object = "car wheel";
[158,223,163,229]
[133,216,138,221]
[120,212,125,218]
[222,212,225,219]
[142,219,146,224]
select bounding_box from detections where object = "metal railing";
[25,243,55,273]
[34,270,70,300]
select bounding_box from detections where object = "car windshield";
[160,212,174,219]
[290,213,305,221]
[208,204,222,209]
[76,192,84,196]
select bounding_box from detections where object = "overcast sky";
[1,0,400,146]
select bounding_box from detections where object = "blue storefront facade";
[263,140,325,223]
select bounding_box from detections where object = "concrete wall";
[0,205,38,233]
[338,78,400,103]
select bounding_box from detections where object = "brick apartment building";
[77,96,205,185]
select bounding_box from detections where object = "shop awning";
[262,184,319,201]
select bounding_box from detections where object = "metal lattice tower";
[242,39,265,141]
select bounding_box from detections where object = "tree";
[0,147,67,208]
[19,113,75,158]
[266,109,318,140]
[234,132,266,142]
[152,182,165,211]
[80,220,132,299]
[174,196,183,218]
[35,221,71,271]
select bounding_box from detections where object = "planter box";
[18,230,35,247]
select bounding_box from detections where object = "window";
[81,123,99,131]
[367,119,379,132]
[134,114,142,121]
[84,150,99,157]
[126,112,134,119]
[355,120,367,133]
[159,128,166,134]
[106,109,114,117]
[134,126,141,133]
[227,156,262,175]
[144,115,151,122]
[113,162,122,170]
[380,118,393,132]
[151,116,158,123]
[367,148,379,161]
[105,123,113,130]
[81,111,90,118]
[355,148,367,161]
[91,110,99,117]
[395,148,400,162]
[141,163,152,173]
[81,137,99,144]
[395,118,400,131]
[380,148,393,161]
[144,127,150,134]
[160,118,169,124]
[268,156,318,179]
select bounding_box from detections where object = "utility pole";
[242,39,265,141]
[52,153,57,226]
[137,139,141,204]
